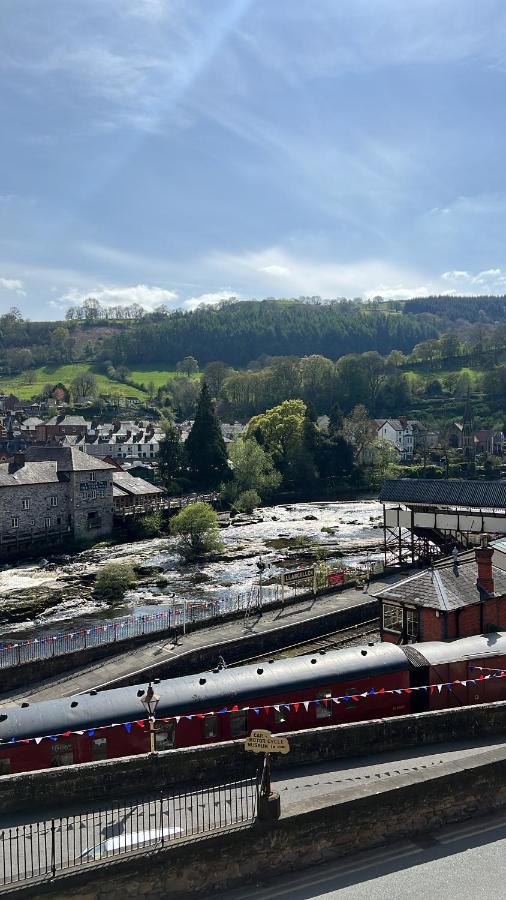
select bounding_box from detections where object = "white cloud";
[259,264,290,276]
[0,277,26,296]
[57,284,179,311]
[441,268,506,291]
[183,290,240,311]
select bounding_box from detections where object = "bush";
[137,511,164,538]
[95,562,137,601]
[235,490,261,514]
[170,502,223,560]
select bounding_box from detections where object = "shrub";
[95,562,136,601]
[170,502,223,560]
[235,490,261,514]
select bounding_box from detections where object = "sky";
[2,0,506,318]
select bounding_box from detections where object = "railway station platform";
[0,571,408,705]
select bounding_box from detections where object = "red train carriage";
[1,634,506,776]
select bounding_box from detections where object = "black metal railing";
[0,776,258,887]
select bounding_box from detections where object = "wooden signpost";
[245,730,290,820]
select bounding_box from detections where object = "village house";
[35,415,91,443]
[375,537,506,644]
[372,418,424,460]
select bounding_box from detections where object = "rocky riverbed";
[0,499,385,641]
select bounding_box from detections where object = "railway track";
[231,618,380,667]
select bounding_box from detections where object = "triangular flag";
[124,723,132,733]
[292,703,300,713]
[35,737,43,745]
[303,701,310,711]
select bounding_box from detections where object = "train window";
[315,694,333,720]
[405,608,419,641]
[383,603,403,632]
[274,707,287,725]
[230,710,248,738]
[91,738,108,761]
[155,723,175,751]
[50,742,74,767]
[203,715,219,740]
[0,758,10,776]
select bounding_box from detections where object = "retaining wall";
[5,743,506,899]
[2,698,506,816]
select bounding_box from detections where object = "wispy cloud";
[0,277,26,296]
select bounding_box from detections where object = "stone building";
[0,448,115,556]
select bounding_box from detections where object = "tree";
[328,401,343,434]
[158,422,186,489]
[70,371,98,402]
[186,383,230,487]
[316,433,354,491]
[247,399,315,488]
[203,361,232,398]
[235,489,261,513]
[176,356,199,378]
[361,351,387,413]
[226,437,281,501]
[170,502,223,559]
[95,562,136,601]
[342,404,375,462]
[165,377,200,420]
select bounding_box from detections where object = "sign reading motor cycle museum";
[244,729,290,755]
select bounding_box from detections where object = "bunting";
[2,670,506,749]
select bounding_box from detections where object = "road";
[0,574,402,704]
[220,808,506,899]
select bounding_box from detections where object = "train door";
[409,666,430,713]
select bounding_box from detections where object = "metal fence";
[0,580,310,670]
[0,776,258,887]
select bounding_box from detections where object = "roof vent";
[311,658,317,664]
[257,668,264,675]
[21,702,29,708]
[199,678,206,685]
[71,701,78,708]
[268,659,275,664]
[137,689,145,697]
[319,650,326,655]
[89,690,97,696]
[153,678,160,684]
[368,642,374,647]
[361,650,367,656]
[0,714,7,722]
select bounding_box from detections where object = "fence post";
[51,819,56,877]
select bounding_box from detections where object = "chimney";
[9,451,25,473]
[476,534,494,595]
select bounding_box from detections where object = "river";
[0,499,384,642]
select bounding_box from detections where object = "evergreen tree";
[186,383,230,487]
[158,422,186,489]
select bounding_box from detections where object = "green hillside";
[0,365,147,400]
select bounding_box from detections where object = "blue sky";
[2,0,506,318]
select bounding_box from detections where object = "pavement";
[0,573,403,705]
[220,807,506,899]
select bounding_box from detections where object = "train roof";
[0,642,408,744]
[410,632,506,666]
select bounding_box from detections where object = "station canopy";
[379,479,506,510]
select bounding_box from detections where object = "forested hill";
[404,295,506,322]
[102,300,437,367]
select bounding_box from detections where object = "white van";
[81,826,183,861]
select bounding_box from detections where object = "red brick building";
[375,537,506,643]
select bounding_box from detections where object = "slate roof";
[0,461,59,487]
[112,471,163,496]
[411,632,506,666]
[379,479,506,509]
[25,447,114,472]
[374,557,506,611]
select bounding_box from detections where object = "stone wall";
[0,590,374,693]
[2,698,506,816]
[6,743,506,899]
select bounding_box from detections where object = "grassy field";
[0,365,147,400]
[129,368,201,389]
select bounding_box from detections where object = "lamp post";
[141,681,160,755]
[256,556,266,612]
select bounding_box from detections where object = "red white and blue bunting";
[1,670,505,748]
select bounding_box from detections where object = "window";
[50,496,58,507]
[22,499,30,510]
[230,710,248,738]
[50,742,73,767]
[44,517,51,528]
[89,472,96,482]
[91,738,108,761]
[203,715,219,740]
[0,758,10,776]
[383,603,403,632]
[11,517,19,528]
[155,723,175,751]
[89,490,97,500]
[274,706,287,725]
[315,693,333,720]
[406,608,419,641]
